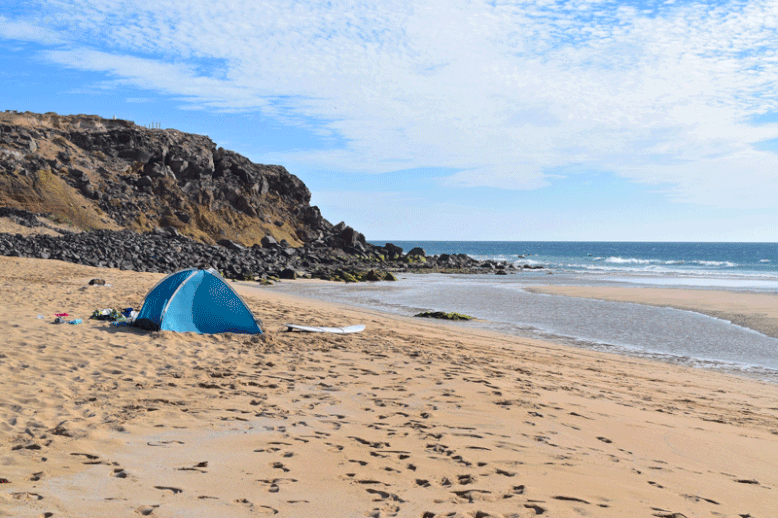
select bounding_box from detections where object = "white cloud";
[0,15,64,44]
[4,0,778,207]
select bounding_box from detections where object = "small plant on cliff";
[46,213,73,225]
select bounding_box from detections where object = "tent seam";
[138,267,198,311]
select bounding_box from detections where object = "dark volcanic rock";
[383,243,403,259]
[261,235,279,248]
[279,268,297,280]
[217,239,246,251]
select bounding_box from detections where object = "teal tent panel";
[135,269,196,327]
[160,270,204,333]
[192,273,259,334]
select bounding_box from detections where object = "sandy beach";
[2,257,778,518]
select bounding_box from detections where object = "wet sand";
[2,257,778,517]
[526,285,778,339]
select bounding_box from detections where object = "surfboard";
[285,324,365,334]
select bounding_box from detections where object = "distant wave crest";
[605,256,654,264]
[603,257,738,268]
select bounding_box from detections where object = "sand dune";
[1,257,777,517]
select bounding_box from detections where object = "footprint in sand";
[110,468,128,478]
[680,493,719,505]
[154,486,183,494]
[553,495,590,504]
[457,474,476,485]
[235,498,278,515]
[525,503,547,515]
[257,477,297,493]
[12,492,44,501]
[147,440,184,447]
[70,452,99,461]
[135,505,156,516]
[450,489,493,503]
[365,487,404,503]
[177,461,208,473]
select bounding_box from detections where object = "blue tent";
[134,268,262,334]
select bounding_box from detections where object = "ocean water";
[380,241,778,289]
[269,242,778,381]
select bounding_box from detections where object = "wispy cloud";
[4,0,778,207]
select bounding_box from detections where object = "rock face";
[0,110,333,248]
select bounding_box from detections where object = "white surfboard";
[285,324,365,334]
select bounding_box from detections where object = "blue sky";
[2,0,778,241]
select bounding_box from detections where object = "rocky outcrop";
[0,110,334,248]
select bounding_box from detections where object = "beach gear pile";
[90,308,138,326]
[53,313,81,325]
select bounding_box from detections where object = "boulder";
[339,226,366,248]
[261,235,279,248]
[217,239,245,251]
[137,175,153,188]
[175,211,191,223]
[279,268,297,280]
[365,270,384,281]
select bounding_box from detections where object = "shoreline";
[260,275,778,381]
[525,285,778,340]
[2,257,778,517]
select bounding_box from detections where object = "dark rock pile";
[0,207,47,228]
[0,210,540,281]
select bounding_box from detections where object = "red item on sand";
[0,477,10,483]
[55,313,69,317]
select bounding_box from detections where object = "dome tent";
[134,268,262,334]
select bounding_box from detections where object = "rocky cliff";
[0,110,353,249]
